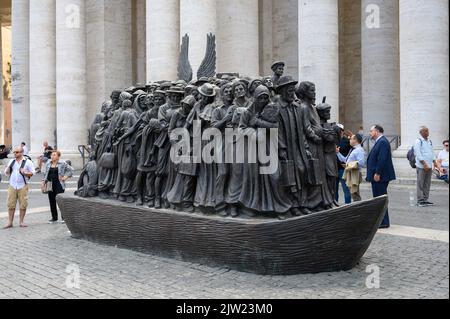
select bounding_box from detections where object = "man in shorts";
[3,146,35,229]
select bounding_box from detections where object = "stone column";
[11,0,30,148]
[146,0,180,81]
[272,0,299,79]
[180,0,217,78]
[86,0,132,124]
[133,0,147,84]
[259,0,273,76]
[217,0,259,76]
[56,0,87,155]
[299,0,339,122]
[399,0,449,149]
[362,0,400,137]
[29,0,56,152]
[339,0,362,133]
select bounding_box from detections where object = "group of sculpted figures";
[77,61,343,220]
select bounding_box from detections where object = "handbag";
[178,162,198,177]
[98,152,117,169]
[307,158,322,186]
[41,181,53,194]
[280,160,296,187]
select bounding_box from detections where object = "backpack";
[8,159,29,184]
[407,147,416,169]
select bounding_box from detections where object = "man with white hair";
[414,126,436,207]
[3,146,35,229]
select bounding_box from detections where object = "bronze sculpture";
[59,40,388,275]
[81,71,351,216]
[62,54,389,276]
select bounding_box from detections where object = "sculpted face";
[222,86,233,104]
[145,95,154,108]
[255,94,270,110]
[275,65,284,77]
[234,84,246,99]
[282,85,296,103]
[154,94,165,107]
[306,84,316,104]
[200,94,215,107]
[168,93,182,107]
[191,89,200,100]
[317,108,331,121]
[122,100,132,109]
[111,92,120,104]
[262,77,274,89]
[138,95,148,110]
[250,80,263,93]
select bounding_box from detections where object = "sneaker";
[48,219,58,224]
[423,201,435,206]
[417,201,427,207]
[59,220,66,224]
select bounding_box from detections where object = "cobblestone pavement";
[0,174,448,299]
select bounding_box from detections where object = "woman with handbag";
[41,151,74,224]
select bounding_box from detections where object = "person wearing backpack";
[414,127,436,207]
[3,146,36,229]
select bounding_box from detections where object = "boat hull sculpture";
[57,194,387,276]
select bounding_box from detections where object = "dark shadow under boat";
[57,194,388,276]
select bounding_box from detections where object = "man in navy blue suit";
[366,125,396,228]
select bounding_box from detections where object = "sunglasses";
[13,151,22,154]
[445,144,449,147]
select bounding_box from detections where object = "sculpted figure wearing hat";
[167,95,197,212]
[271,61,285,87]
[211,82,235,216]
[153,86,185,209]
[275,76,312,216]
[185,83,218,213]
[316,103,340,206]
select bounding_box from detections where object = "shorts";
[7,185,29,210]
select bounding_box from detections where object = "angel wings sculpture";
[177,33,216,82]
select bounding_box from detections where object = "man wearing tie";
[366,125,396,229]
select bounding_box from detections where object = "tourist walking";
[41,151,74,224]
[3,146,35,229]
[366,125,396,229]
[21,142,29,156]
